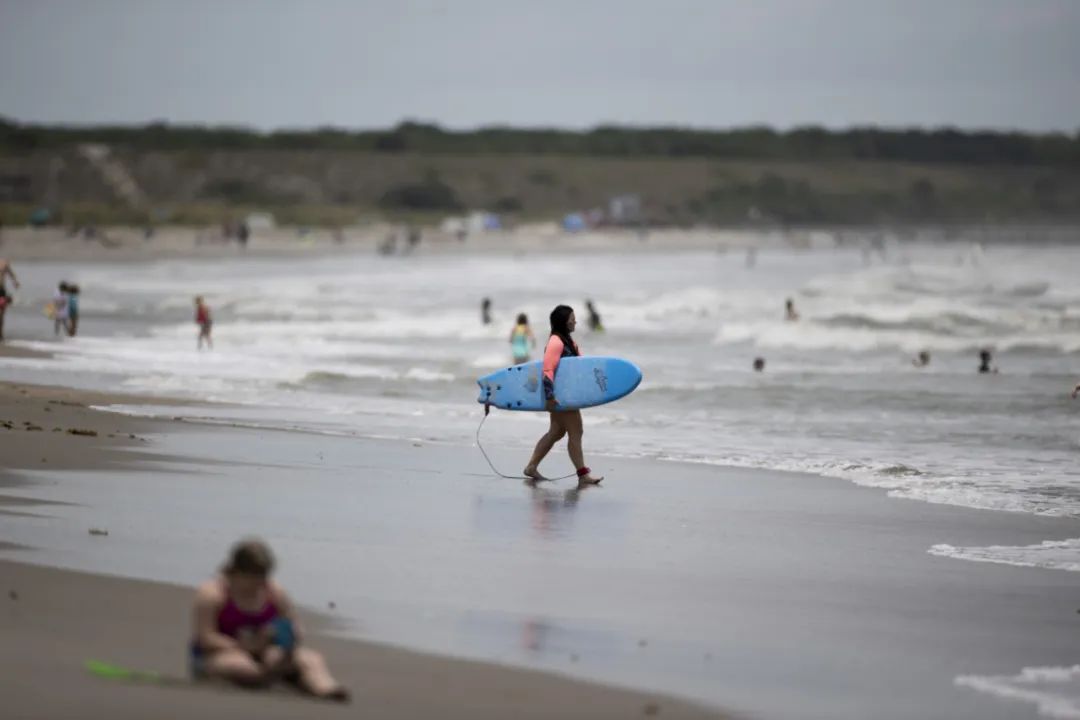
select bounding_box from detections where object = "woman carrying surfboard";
[523,305,603,485]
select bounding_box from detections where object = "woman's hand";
[239,626,273,655]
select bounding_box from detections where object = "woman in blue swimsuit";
[508,313,535,365]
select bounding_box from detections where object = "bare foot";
[579,474,603,485]
[523,466,550,482]
[317,686,350,703]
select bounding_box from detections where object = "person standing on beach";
[191,539,348,701]
[0,258,19,342]
[195,296,213,350]
[523,305,603,485]
[509,313,536,364]
[51,282,69,336]
[65,284,80,337]
[481,297,493,325]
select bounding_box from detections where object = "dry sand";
[0,224,756,263]
[0,380,726,720]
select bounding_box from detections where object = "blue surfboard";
[476,357,642,412]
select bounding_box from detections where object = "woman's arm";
[542,336,564,404]
[193,581,240,652]
[269,582,303,645]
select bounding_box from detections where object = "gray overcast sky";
[1,0,1078,132]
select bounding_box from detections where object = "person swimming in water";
[509,313,536,365]
[753,357,765,372]
[191,538,348,701]
[912,350,930,367]
[785,298,800,322]
[523,305,603,485]
[585,300,604,333]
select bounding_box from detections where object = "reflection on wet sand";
[526,479,597,538]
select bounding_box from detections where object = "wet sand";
[0,381,723,720]
[0,379,170,481]
[3,380,1079,718]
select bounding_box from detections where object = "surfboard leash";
[475,403,578,482]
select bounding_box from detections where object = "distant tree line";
[2,117,1079,166]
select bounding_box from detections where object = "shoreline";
[0,380,725,719]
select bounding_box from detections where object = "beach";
[2,558,724,720]
[1,376,1078,719]
[1,232,1079,718]
[0,381,722,720]
[0,224,743,263]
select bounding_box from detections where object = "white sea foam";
[957,666,1080,719]
[929,538,1080,573]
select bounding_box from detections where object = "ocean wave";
[818,311,1011,335]
[288,366,455,388]
[291,368,398,386]
[645,450,1080,518]
[714,320,1080,355]
[957,665,1080,719]
[929,538,1080,573]
[893,277,1051,298]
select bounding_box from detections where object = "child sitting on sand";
[190,538,348,701]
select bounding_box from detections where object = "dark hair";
[550,304,574,334]
[223,538,275,578]
[549,304,576,353]
[516,313,528,325]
